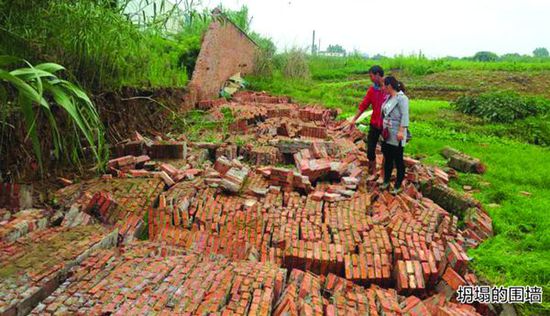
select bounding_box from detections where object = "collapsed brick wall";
[188,17,258,101]
[0,92,498,316]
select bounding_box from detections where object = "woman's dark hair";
[384,76,406,93]
[368,65,384,77]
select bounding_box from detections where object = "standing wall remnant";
[187,11,258,102]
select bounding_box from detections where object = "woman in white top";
[379,76,410,195]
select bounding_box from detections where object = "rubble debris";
[299,124,328,139]
[220,72,246,98]
[150,142,187,159]
[441,146,486,174]
[197,97,228,110]
[0,209,49,242]
[27,243,481,315]
[215,144,238,160]
[420,182,480,216]
[0,225,117,316]
[241,145,283,165]
[220,166,250,193]
[30,245,285,315]
[232,90,291,104]
[273,138,316,154]
[0,92,495,315]
[111,137,187,160]
[210,156,250,192]
[463,207,494,246]
[54,178,164,241]
[61,205,96,228]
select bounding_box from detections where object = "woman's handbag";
[382,127,390,140]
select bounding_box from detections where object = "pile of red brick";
[299,125,328,139]
[232,91,291,104]
[241,145,283,165]
[25,242,481,315]
[197,97,229,110]
[0,92,497,315]
[53,178,164,241]
[111,133,186,160]
[211,156,251,193]
[31,244,286,315]
[145,176,487,306]
[0,225,117,316]
[299,106,338,122]
[0,208,49,242]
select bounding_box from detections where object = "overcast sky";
[199,0,550,57]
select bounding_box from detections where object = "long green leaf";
[19,97,43,173]
[35,62,65,74]
[0,70,42,103]
[45,83,99,161]
[59,80,99,117]
[10,68,55,80]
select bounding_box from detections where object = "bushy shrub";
[472,51,498,62]
[453,91,550,123]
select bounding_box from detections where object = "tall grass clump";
[0,0,188,91]
[253,48,276,78]
[280,49,311,80]
[0,56,107,173]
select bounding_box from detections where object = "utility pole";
[318,39,321,53]
[312,30,316,55]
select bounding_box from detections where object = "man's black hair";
[368,65,384,77]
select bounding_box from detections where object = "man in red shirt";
[348,65,387,175]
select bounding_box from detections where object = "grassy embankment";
[247,56,550,315]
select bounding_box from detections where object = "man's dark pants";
[366,124,382,162]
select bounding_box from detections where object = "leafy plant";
[472,51,498,62]
[453,91,550,123]
[0,56,106,173]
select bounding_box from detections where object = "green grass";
[308,55,550,80]
[409,100,550,315]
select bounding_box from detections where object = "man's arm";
[350,88,371,125]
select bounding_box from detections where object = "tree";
[326,44,346,54]
[371,54,386,60]
[500,53,522,61]
[533,47,549,58]
[473,51,498,62]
